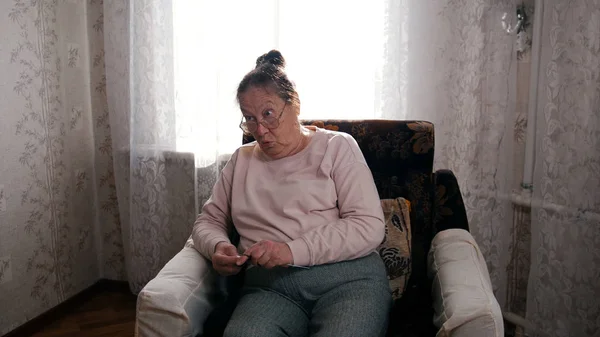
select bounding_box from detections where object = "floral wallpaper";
[0,0,118,334]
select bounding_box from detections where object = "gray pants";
[223,252,392,337]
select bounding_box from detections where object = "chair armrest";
[433,169,469,234]
[136,240,218,337]
[427,229,503,337]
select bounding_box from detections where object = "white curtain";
[104,0,396,292]
[527,2,600,336]
[400,1,518,312]
[102,1,600,335]
[104,0,193,291]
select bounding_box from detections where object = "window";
[173,1,385,165]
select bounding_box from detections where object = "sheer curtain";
[526,2,600,336]
[405,1,518,312]
[104,0,392,293]
[407,0,528,329]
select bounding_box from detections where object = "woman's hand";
[212,242,246,276]
[243,240,293,269]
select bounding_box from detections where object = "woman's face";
[238,86,300,159]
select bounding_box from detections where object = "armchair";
[135,120,503,337]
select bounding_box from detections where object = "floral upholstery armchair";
[135,120,503,337]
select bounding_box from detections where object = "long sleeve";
[192,152,237,260]
[286,135,385,266]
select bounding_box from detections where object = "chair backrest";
[243,120,436,309]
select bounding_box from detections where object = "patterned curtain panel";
[104,0,194,293]
[401,0,518,310]
[527,2,600,336]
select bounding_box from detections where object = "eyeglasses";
[239,102,287,134]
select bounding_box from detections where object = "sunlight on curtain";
[173,0,385,166]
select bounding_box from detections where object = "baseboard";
[2,279,132,337]
[94,278,131,293]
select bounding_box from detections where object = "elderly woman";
[193,50,392,337]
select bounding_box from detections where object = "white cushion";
[135,243,218,337]
[428,229,503,337]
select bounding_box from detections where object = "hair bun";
[256,50,286,69]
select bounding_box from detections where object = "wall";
[0,1,114,334]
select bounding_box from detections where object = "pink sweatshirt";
[192,127,385,266]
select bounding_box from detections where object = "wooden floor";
[28,290,137,337]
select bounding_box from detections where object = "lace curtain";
[526,2,600,336]
[401,2,518,312]
[104,0,396,292]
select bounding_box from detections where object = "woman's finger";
[214,253,239,266]
[243,240,263,255]
[257,250,272,267]
[236,254,249,266]
[245,244,266,265]
[251,249,266,265]
[220,244,239,257]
